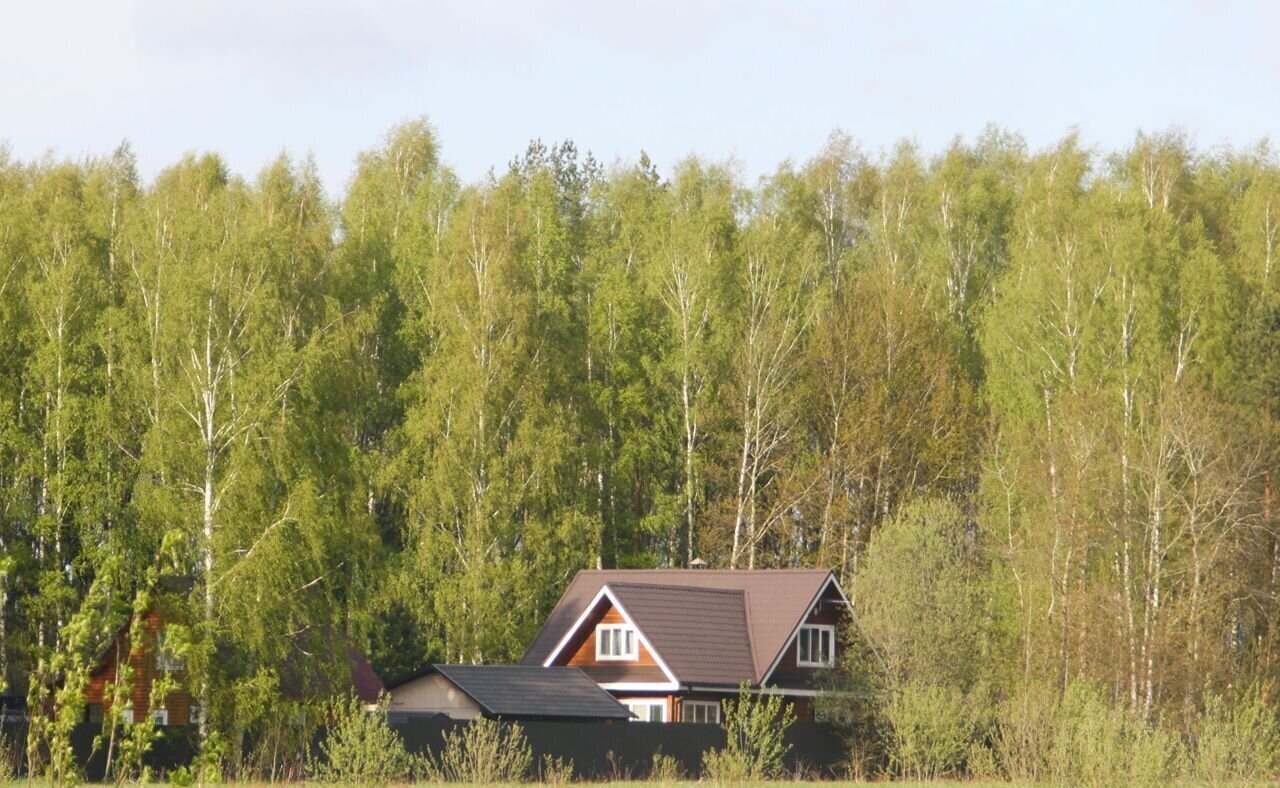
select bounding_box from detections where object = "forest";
[1,120,1278,779]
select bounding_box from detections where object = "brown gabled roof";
[607,583,757,686]
[522,569,840,685]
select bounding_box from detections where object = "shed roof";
[392,665,633,720]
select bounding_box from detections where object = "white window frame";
[156,630,184,673]
[621,698,667,722]
[595,624,638,661]
[152,708,169,726]
[796,624,836,668]
[682,700,720,724]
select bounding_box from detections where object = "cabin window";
[683,700,720,724]
[156,630,184,672]
[595,624,637,661]
[796,624,835,667]
[623,699,666,722]
[152,708,169,726]
[119,708,134,725]
[86,703,103,725]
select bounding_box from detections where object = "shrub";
[539,753,575,785]
[423,715,533,783]
[882,680,974,780]
[308,695,415,784]
[1043,680,1182,788]
[984,686,1060,781]
[701,684,795,782]
[649,751,683,782]
[0,729,15,783]
[1191,686,1279,786]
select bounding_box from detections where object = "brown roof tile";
[608,583,756,686]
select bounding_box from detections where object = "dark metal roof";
[522,569,840,685]
[415,665,633,720]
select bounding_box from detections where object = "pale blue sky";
[2,0,1277,195]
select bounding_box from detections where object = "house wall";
[84,610,191,726]
[389,674,482,719]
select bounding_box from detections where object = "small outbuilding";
[387,664,633,723]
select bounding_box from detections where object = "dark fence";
[392,717,849,780]
[2,717,850,781]
[1,719,200,782]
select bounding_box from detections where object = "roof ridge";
[606,581,747,596]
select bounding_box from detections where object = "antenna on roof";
[689,557,709,569]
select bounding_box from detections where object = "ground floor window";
[621,698,666,722]
[682,700,720,724]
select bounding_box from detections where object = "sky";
[2,0,1277,197]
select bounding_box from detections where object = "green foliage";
[423,715,533,783]
[539,753,575,785]
[701,685,796,782]
[882,680,976,780]
[1190,686,1279,785]
[1,122,1280,785]
[308,695,415,784]
[853,498,995,691]
[1043,681,1183,787]
[0,727,15,783]
[649,751,683,782]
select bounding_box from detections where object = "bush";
[649,751,682,782]
[983,686,1060,781]
[1191,686,1279,786]
[1042,681,1182,788]
[423,715,533,783]
[0,729,15,782]
[539,753,574,785]
[308,695,416,784]
[701,685,795,782]
[883,680,974,780]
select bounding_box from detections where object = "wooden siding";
[556,602,670,685]
[84,609,191,726]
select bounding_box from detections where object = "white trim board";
[687,684,821,698]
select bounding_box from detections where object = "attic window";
[595,624,637,661]
[796,624,835,668]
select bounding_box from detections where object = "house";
[386,664,634,723]
[521,569,850,723]
[84,606,193,727]
[84,609,384,727]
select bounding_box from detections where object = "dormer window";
[595,624,637,661]
[796,624,835,667]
